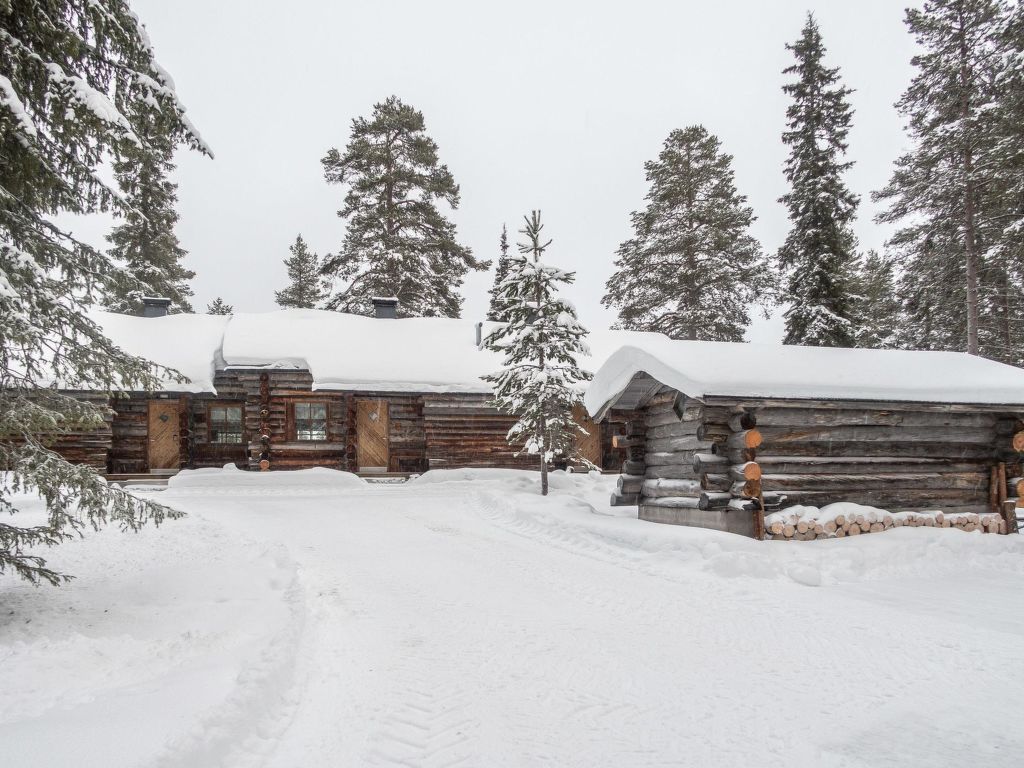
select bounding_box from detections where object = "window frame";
[206,403,245,444]
[291,400,329,442]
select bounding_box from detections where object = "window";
[294,402,328,441]
[208,405,243,444]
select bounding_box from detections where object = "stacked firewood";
[765,509,1008,540]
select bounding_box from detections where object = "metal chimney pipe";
[371,297,398,319]
[141,297,171,317]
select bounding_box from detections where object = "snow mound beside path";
[167,465,366,494]
[417,470,1024,589]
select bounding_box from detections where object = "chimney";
[141,297,171,318]
[475,322,483,348]
[371,297,398,319]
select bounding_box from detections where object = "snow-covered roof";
[91,311,229,393]
[584,338,1024,415]
[91,309,668,395]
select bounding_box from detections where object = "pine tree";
[206,297,233,315]
[602,126,773,341]
[853,251,902,349]
[320,96,485,317]
[484,211,591,496]
[1,0,210,584]
[275,234,327,309]
[875,0,1006,357]
[778,13,860,348]
[486,224,514,322]
[104,116,194,314]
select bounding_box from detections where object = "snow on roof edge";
[584,342,1024,416]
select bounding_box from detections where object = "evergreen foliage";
[602,126,773,341]
[486,224,514,322]
[875,0,1010,358]
[984,1,1024,365]
[104,115,194,314]
[206,297,233,315]
[320,96,485,317]
[275,234,327,309]
[484,212,591,496]
[1,0,209,584]
[853,251,902,349]
[777,13,860,348]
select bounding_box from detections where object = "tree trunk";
[959,15,980,356]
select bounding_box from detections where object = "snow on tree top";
[90,309,665,395]
[585,338,1024,416]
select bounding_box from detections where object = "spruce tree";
[985,2,1024,365]
[484,211,591,496]
[486,224,514,322]
[892,227,969,351]
[853,251,902,349]
[1,0,209,584]
[602,126,773,341]
[875,0,1006,357]
[104,117,194,314]
[320,96,485,317]
[206,297,233,315]
[777,13,860,348]
[275,234,327,309]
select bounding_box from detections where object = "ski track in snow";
[2,474,1023,767]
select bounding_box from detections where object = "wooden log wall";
[229,370,352,472]
[423,394,535,470]
[186,372,249,469]
[598,409,643,472]
[697,397,1024,533]
[36,392,113,472]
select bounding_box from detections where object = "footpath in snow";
[2,466,1024,767]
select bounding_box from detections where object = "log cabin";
[53,298,656,477]
[584,338,1024,538]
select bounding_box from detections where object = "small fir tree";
[486,224,514,322]
[778,13,860,347]
[104,116,195,314]
[853,251,902,349]
[275,234,327,309]
[1,0,209,584]
[602,126,773,340]
[484,211,591,496]
[320,96,486,317]
[206,297,233,315]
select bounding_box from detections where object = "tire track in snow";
[366,674,478,768]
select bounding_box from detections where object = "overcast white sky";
[75,0,921,341]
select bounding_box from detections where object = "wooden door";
[147,400,181,471]
[356,399,389,471]
[573,404,603,469]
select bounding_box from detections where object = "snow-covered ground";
[3,467,1024,767]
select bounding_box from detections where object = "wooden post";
[754,493,766,541]
[990,465,1000,512]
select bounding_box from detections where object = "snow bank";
[91,311,229,393]
[585,338,1024,415]
[167,464,366,492]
